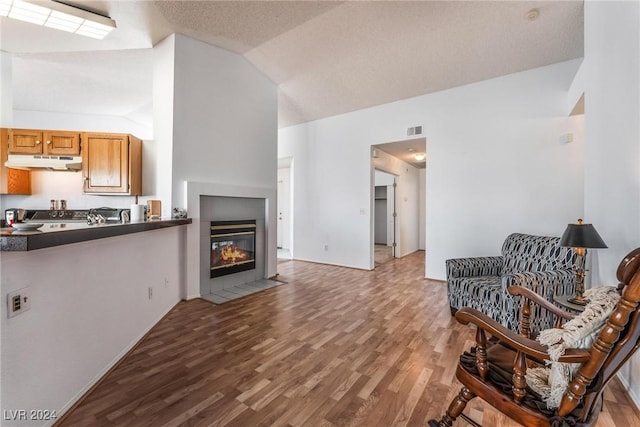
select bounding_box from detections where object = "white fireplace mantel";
[184,181,277,299]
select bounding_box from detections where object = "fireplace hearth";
[210,220,256,278]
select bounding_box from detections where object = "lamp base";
[568,295,590,306]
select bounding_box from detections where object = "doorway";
[370,137,425,270]
[373,170,396,266]
[277,158,293,259]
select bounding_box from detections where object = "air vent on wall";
[407,126,423,136]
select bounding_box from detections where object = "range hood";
[5,154,82,171]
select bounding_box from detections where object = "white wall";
[0,227,185,426]
[170,34,277,210]
[1,51,12,127]
[152,35,176,218]
[154,34,278,299]
[279,60,585,277]
[583,0,640,407]
[12,110,152,139]
[277,167,292,250]
[374,169,395,186]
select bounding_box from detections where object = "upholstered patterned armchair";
[447,233,578,334]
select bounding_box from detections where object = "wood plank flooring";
[57,252,639,426]
[374,245,394,266]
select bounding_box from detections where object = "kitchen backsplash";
[0,170,158,211]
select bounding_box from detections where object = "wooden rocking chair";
[429,247,640,427]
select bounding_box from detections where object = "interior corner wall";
[170,34,278,209]
[583,0,640,406]
[153,34,177,218]
[167,34,278,296]
[278,59,585,277]
[583,0,640,285]
[1,51,12,127]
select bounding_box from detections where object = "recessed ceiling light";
[0,0,116,39]
[526,8,539,21]
[414,153,425,162]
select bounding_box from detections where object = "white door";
[277,178,284,248]
[387,181,396,257]
[277,167,291,250]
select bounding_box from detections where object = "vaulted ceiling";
[3,1,584,129]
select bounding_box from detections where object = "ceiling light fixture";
[0,0,116,39]
[414,153,426,162]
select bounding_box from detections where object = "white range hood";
[5,154,82,171]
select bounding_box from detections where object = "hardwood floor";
[374,244,394,266]
[58,252,639,426]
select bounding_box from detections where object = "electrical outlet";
[148,287,153,300]
[164,277,169,288]
[7,287,31,318]
[324,244,329,251]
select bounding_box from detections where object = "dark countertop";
[1,218,192,251]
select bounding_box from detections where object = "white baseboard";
[616,371,640,410]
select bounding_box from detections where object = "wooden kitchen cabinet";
[0,128,31,194]
[82,133,142,195]
[8,128,80,155]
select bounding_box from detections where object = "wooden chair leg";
[428,387,475,427]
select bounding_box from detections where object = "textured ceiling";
[3,1,584,129]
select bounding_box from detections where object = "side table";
[553,294,586,313]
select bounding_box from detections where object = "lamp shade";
[560,220,608,249]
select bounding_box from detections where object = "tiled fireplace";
[184,181,278,300]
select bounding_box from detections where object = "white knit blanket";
[525,286,620,409]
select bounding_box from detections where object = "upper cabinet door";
[8,129,44,154]
[44,131,81,155]
[82,133,129,194]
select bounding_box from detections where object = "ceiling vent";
[406,126,423,136]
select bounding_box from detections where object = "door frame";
[371,167,399,269]
[277,157,294,257]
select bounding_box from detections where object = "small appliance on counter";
[87,207,130,224]
[22,207,130,224]
[27,209,89,223]
[146,200,162,219]
[5,208,27,226]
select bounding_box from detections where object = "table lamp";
[560,218,608,305]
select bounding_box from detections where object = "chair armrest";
[446,256,503,279]
[455,307,591,364]
[508,286,576,321]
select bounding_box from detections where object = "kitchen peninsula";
[1,214,190,421]
[1,218,191,251]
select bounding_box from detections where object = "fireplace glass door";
[210,221,257,278]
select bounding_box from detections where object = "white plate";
[11,223,44,231]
